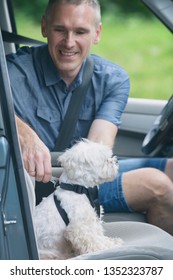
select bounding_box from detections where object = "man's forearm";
[15,115,36,147]
[15,115,52,183]
[87,119,118,148]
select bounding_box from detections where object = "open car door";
[0,28,38,260]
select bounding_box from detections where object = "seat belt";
[53,56,94,152]
[2,29,43,45]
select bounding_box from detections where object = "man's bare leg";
[122,167,173,235]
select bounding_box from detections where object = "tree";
[99,0,149,16]
[13,0,149,22]
[13,0,47,22]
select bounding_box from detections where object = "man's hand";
[16,116,52,183]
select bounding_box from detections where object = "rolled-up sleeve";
[92,55,130,127]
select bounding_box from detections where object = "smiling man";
[7,0,128,182]
[7,0,173,235]
[42,1,102,85]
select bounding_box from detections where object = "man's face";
[41,3,102,82]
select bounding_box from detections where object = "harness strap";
[53,194,69,226]
[53,182,100,225]
[60,182,100,217]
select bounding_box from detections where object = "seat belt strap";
[53,56,94,152]
[2,29,43,45]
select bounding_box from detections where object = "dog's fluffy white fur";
[33,139,123,259]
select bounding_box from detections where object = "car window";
[13,1,173,101]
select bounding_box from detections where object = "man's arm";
[16,116,52,183]
[87,119,118,148]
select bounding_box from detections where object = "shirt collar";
[41,44,61,86]
[41,44,86,89]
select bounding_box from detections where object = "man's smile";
[59,50,78,57]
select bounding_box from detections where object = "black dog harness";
[53,182,100,226]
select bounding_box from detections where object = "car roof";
[142,0,173,33]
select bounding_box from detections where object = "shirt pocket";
[36,106,60,123]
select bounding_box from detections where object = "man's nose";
[64,32,75,47]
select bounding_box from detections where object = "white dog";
[33,139,123,259]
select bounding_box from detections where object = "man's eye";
[76,32,85,35]
[76,30,88,35]
[55,28,65,33]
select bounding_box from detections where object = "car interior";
[1,0,173,260]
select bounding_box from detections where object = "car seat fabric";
[72,221,173,259]
[104,212,146,223]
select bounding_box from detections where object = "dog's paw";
[98,236,124,251]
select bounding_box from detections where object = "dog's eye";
[113,156,118,164]
[107,156,118,166]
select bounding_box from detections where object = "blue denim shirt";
[7,44,130,150]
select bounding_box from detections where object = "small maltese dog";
[33,139,123,259]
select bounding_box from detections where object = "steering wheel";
[142,95,173,155]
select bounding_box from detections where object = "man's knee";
[146,168,173,201]
[122,168,173,211]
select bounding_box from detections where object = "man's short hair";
[44,0,101,27]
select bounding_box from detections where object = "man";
[7,0,173,235]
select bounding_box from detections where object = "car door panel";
[0,28,38,260]
[114,98,167,157]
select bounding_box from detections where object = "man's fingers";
[16,118,52,182]
[42,159,52,183]
[22,144,52,182]
[34,149,52,183]
[23,152,36,176]
[29,170,36,176]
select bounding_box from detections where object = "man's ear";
[93,23,102,45]
[41,16,47,38]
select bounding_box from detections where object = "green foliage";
[13,0,150,22]
[99,0,148,15]
[13,0,47,22]
[14,3,173,100]
[92,16,173,100]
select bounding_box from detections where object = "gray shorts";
[99,158,167,213]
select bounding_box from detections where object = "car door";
[114,97,167,158]
[0,28,38,260]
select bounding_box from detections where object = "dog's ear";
[59,149,89,181]
[58,153,75,180]
[58,151,74,169]
[58,145,85,170]
[58,139,89,168]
